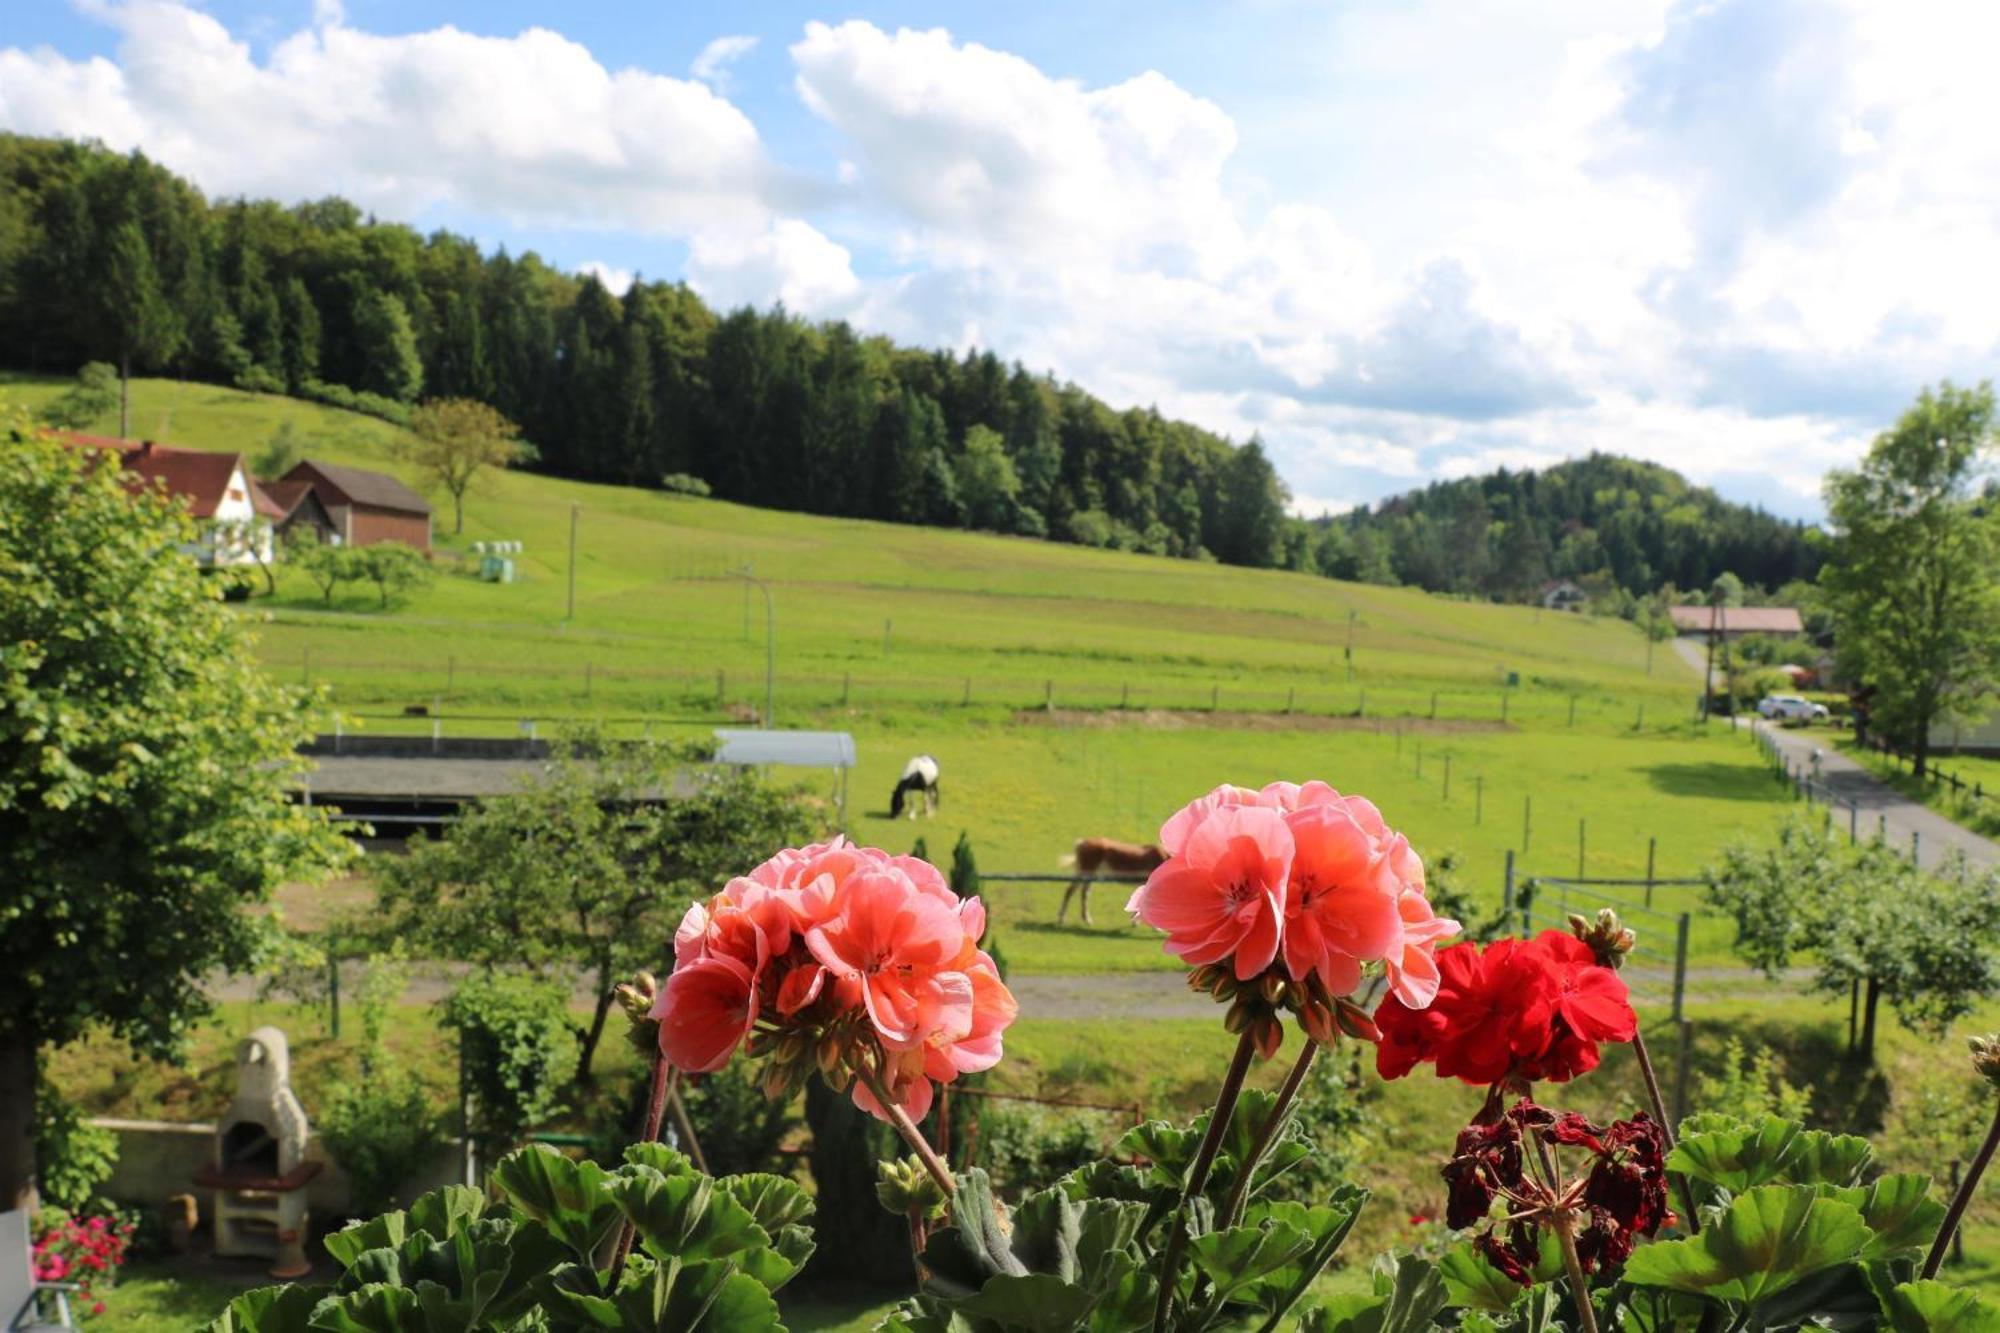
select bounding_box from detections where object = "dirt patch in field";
[1011,707,1515,734]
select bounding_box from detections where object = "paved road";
[1747,718,1999,872]
[1669,630,1997,871]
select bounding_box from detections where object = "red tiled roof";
[1668,605,1805,634]
[54,433,247,520]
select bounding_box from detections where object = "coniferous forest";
[0,134,1819,599]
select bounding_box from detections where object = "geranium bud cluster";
[875,1154,951,1220]
[1376,931,1637,1088]
[1567,908,1636,970]
[615,971,659,1053]
[1128,781,1459,1054]
[1443,1100,1669,1285]
[1186,962,1381,1058]
[1970,1033,2000,1090]
[653,838,1018,1125]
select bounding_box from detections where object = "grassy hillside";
[3,375,1790,971]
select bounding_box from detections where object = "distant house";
[57,434,271,568]
[1539,579,1589,612]
[280,460,432,552]
[253,478,339,546]
[1667,605,1804,638]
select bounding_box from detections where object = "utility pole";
[735,566,775,730]
[566,503,579,622]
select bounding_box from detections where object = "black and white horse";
[889,755,940,819]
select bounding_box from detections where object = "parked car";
[1757,694,1829,722]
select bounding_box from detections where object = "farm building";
[1538,579,1589,611]
[280,460,432,551]
[56,434,272,568]
[253,478,339,546]
[1667,605,1804,638]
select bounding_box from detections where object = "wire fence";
[1751,725,1939,863]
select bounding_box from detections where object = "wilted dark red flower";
[1439,1100,1669,1287]
[1376,931,1636,1089]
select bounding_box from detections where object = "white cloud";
[0,2,773,237]
[686,219,860,316]
[577,261,634,296]
[690,34,757,92]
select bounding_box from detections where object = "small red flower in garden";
[1375,930,1636,1089]
[1126,781,1459,1051]
[1443,1100,1669,1285]
[654,837,1016,1126]
[30,1211,132,1319]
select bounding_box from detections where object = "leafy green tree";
[352,289,424,403]
[37,362,119,431]
[1708,817,2000,1060]
[372,738,817,1082]
[289,531,362,603]
[0,415,348,1206]
[402,397,524,534]
[356,541,432,608]
[1820,382,2000,774]
[253,420,303,481]
[953,425,1023,532]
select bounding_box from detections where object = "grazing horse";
[890,755,941,819]
[1058,838,1168,925]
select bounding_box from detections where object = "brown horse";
[1058,837,1168,924]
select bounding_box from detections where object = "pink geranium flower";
[1279,800,1405,995]
[806,869,972,1047]
[1128,804,1293,980]
[654,955,757,1073]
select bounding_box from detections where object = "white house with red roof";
[58,434,274,569]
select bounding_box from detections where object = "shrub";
[31,1207,133,1320]
[318,1067,445,1218]
[297,378,413,427]
[440,974,574,1164]
[34,1087,118,1210]
[232,365,286,395]
[678,1061,795,1178]
[969,1101,1105,1197]
[660,472,712,497]
[1693,1036,1814,1123]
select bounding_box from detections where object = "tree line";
[0,134,1833,596]
[1316,452,1822,603]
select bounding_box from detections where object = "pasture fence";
[1752,725,1948,863]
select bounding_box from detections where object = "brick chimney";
[134,439,156,459]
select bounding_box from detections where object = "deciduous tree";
[403,397,525,534]
[0,414,348,1207]
[1820,382,2000,774]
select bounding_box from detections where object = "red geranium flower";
[1375,931,1635,1091]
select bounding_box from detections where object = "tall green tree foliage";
[371,738,816,1083]
[1820,382,2000,774]
[0,413,348,1206]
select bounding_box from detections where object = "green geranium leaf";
[1438,1244,1525,1313]
[613,1256,782,1331]
[304,1283,424,1333]
[324,1213,409,1271]
[1623,1184,1870,1303]
[716,1173,815,1233]
[952,1273,1100,1332]
[491,1146,623,1265]
[1819,1172,1946,1259]
[1667,1116,1802,1192]
[1783,1129,1874,1188]
[609,1169,775,1274]
[622,1142,695,1179]
[404,1186,488,1242]
[1187,1219,1312,1302]
[1887,1280,2000,1332]
[1116,1121,1194,1190]
[921,1168,1031,1297]
[205,1284,330,1333]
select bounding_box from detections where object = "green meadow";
[3,374,1792,973]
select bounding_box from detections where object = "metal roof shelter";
[714,729,856,824]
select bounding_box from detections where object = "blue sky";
[7,0,1997,520]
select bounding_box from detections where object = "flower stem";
[1533,1132,1600,1333]
[667,1083,709,1175]
[1219,1039,1319,1230]
[608,1056,676,1288]
[861,1060,956,1199]
[1153,1027,1258,1333]
[1924,1098,2000,1278]
[1632,1027,1699,1235]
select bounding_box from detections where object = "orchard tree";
[1708,816,2000,1060]
[371,736,817,1082]
[356,541,432,608]
[0,414,349,1207]
[403,397,525,534]
[1820,382,2000,774]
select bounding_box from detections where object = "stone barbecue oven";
[193,1027,320,1275]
